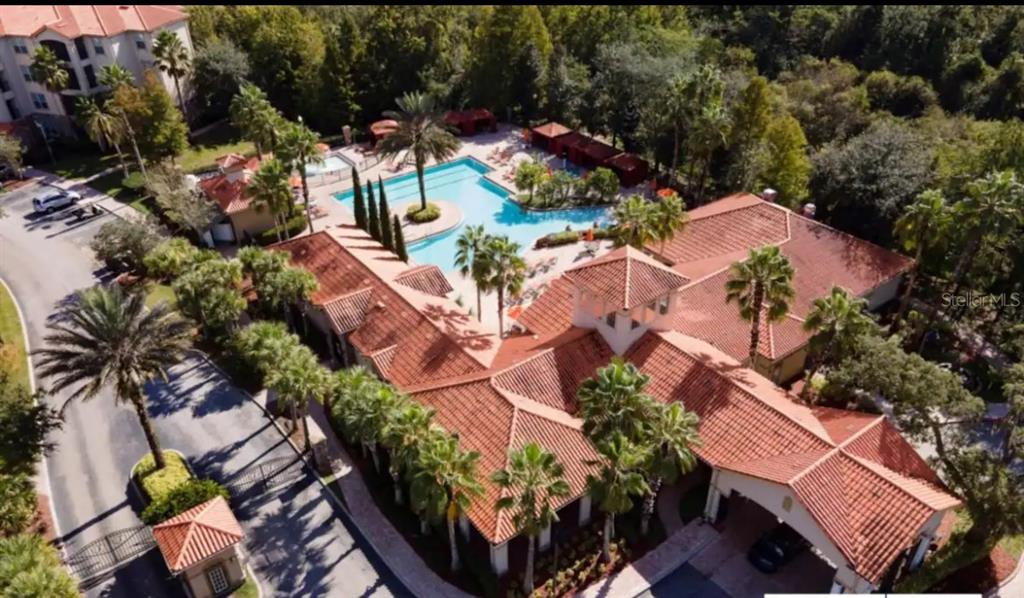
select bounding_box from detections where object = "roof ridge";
[489,378,583,431]
[786,205,914,269]
[841,452,945,512]
[836,415,885,449]
[321,285,374,306]
[685,194,766,223]
[787,447,840,485]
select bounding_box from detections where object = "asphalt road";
[0,180,405,597]
[638,563,730,598]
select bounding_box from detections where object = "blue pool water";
[334,157,610,271]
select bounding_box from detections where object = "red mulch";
[28,494,57,543]
[931,545,1018,593]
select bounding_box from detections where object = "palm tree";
[492,443,571,594]
[152,30,191,122]
[279,121,323,235]
[652,192,688,255]
[265,343,329,451]
[577,357,657,445]
[800,287,876,400]
[328,365,376,425]
[233,320,293,384]
[479,236,526,337]
[382,401,436,505]
[100,64,146,179]
[724,246,795,366]
[75,97,128,177]
[892,190,950,331]
[947,171,1024,319]
[34,286,191,470]
[248,158,294,243]
[454,225,491,321]
[586,433,650,562]
[613,195,655,249]
[377,92,460,211]
[343,380,401,474]
[230,83,279,157]
[410,434,483,572]
[30,46,69,117]
[641,403,700,535]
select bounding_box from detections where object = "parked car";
[747,523,808,573]
[32,189,80,213]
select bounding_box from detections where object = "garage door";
[212,221,235,243]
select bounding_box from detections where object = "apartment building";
[0,5,191,138]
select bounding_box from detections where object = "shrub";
[406,202,440,223]
[122,171,147,191]
[141,478,230,525]
[134,451,190,501]
[90,217,167,273]
[585,167,619,203]
[143,237,216,281]
[255,213,308,246]
[0,534,78,597]
[0,473,35,536]
[535,230,580,248]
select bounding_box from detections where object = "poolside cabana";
[530,122,572,153]
[445,109,497,136]
[576,137,621,170]
[369,119,398,146]
[551,131,589,164]
[604,152,650,187]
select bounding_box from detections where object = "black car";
[747,523,808,573]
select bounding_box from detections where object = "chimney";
[802,203,817,219]
[761,188,778,203]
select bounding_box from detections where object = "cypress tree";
[378,177,393,250]
[352,168,367,231]
[366,180,380,241]
[393,214,408,262]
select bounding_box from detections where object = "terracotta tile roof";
[272,228,498,387]
[514,277,575,335]
[152,497,244,573]
[811,406,880,444]
[322,288,373,334]
[840,417,943,485]
[394,265,453,298]
[0,5,186,38]
[531,122,572,139]
[564,246,688,312]
[215,153,250,169]
[199,172,254,215]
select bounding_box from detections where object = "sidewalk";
[579,520,718,598]
[304,399,475,598]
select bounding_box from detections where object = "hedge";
[535,230,580,248]
[141,478,230,525]
[256,213,309,246]
[406,202,440,223]
[135,451,190,501]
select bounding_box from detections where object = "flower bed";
[132,451,230,525]
[134,451,191,501]
[407,202,441,223]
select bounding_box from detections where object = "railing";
[64,525,156,586]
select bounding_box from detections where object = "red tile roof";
[603,152,648,173]
[531,122,572,139]
[152,497,244,573]
[564,246,688,312]
[198,155,263,215]
[394,265,454,297]
[0,5,186,38]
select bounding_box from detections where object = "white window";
[92,37,105,55]
[13,38,29,54]
[31,93,48,110]
[206,565,229,594]
[20,65,32,82]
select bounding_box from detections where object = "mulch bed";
[931,545,1019,593]
[30,494,58,543]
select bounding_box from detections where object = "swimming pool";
[307,154,352,176]
[333,157,610,271]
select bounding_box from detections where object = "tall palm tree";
[30,46,69,117]
[376,92,460,211]
[343,380,402,473]
[492,443,571,594]
[479,236,526,337]
[279,121,323,235]
[410,434,483,572]
[641,403,700,536]
[35,286,191,470]
[577,357,658,445]
[230,83,279,157]
[234,320,293,384]
[248,158,294,243]
[328,365,377,425]
[947,171,1024,319]
[382,401,436,505]
[800,287,876,400]
[613,195,655,249]
[586,433,650,563]
[75,97,128,177]
[152,30,191,122]
[100,64,146,179]
[725,246,795,365]
[652,192,688,255]
[454,225,491,321]
[265,343,329,451]
[892,190,950,331]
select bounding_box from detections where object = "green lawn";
[44,152,120,180]
[232,575,259,598]
[88,171,153,214]
[180,121,255,173]
[144,283,177,309]
[0,280,29,390]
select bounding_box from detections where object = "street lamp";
[33,119,55,165]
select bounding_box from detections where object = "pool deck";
[392,200,463,243]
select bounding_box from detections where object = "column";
[539,524,551,552]
[578,495,592,526]
[704,470,722,523]
[829,579,846,594]
[490,542,508,575]
[459,513,470,539]
[908,532,932,569]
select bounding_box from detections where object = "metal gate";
[64,525,157,584]
[223,455,306,498]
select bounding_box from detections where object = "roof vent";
[761,188,778,203]
[802,203,817,219]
